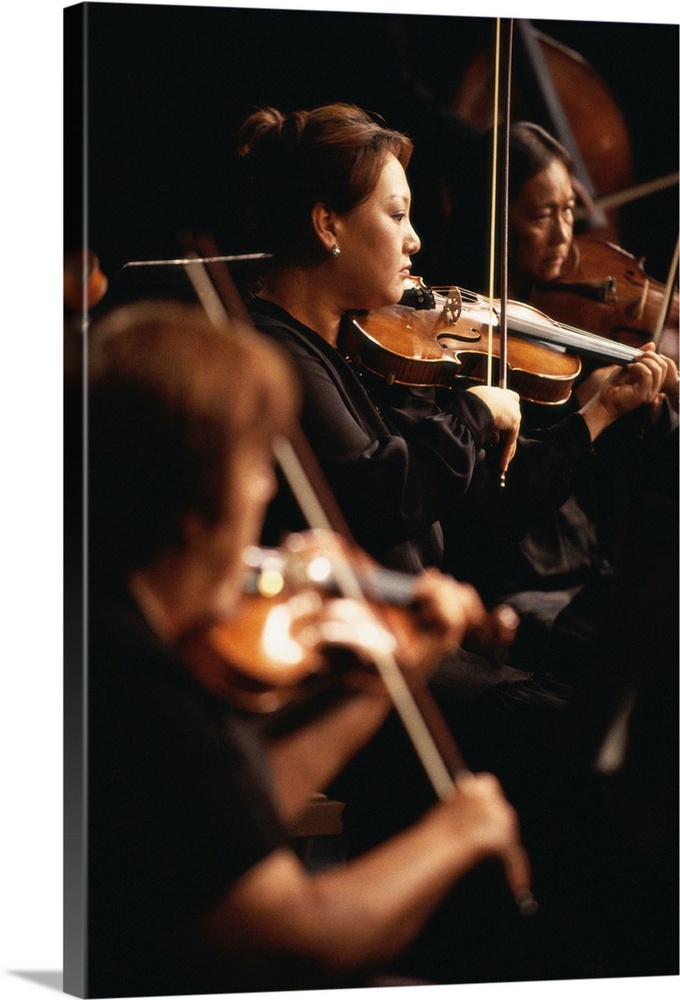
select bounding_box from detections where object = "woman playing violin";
[436,121,678,684]
[506,121,678,356]
[85,299,534,996]
[449,119,678,360]
[238,104,667,576]
[234,102,672,981]
[237,104,667,683]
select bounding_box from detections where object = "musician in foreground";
[85,298,534,996]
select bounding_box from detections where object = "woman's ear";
[310,203,338,255]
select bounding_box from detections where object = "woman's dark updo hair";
[237,103,413,262]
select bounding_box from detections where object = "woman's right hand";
[437,771,533,905]
[466,385,522,473]
[401,568,518,676]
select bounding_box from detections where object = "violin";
[178,530,517,715]
[529,235,679,365]
[64,247,108,313]
[345,279,581,405]
[345,276,673,406]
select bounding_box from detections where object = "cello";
[451,19,633,241]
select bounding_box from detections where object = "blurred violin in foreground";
[178,530,518,714]
[64,248,108,313]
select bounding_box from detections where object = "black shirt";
[86,587,289,997]
[250,296,594,592]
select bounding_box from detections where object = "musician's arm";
[175,771,524,989]
[264,689,391,824]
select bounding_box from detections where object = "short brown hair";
[237,103,413,262]
[88,300,298,579]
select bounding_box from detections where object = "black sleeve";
[442,411,596,591]
[299,352,496,559]
[390,378,595,554]
[252,305,496,566]
[87,598,290,940]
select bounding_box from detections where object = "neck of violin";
[508,307,639,365]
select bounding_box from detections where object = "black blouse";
[250,296,594,584]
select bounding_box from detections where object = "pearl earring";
[330,243,341,258]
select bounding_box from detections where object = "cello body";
[451,27,633,241]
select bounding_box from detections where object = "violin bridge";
[442,287,463,324]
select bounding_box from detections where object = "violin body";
[178,590,331,714]
[178,532,519,715]
[346,284,582,405]
[530,235,679,364]
[177,536,428,714]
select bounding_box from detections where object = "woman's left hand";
[579,343,671,439]
[598,343,668,418]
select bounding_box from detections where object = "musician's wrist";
[578,396,615,441]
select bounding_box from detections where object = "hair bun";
[236,106,286,157]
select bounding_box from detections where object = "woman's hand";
[382,567,516,682]
[579,343,669,439]
[436,771,533,906]
[266,532,514,688]
[466,385,522,473]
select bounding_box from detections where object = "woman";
[506,121,678,365]
[85,298,532,996]
[235,104,670,979]
[441,121,678,682]
[236,104,667,650]
[505,121,578,301]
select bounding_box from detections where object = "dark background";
[62,9,677,990]
[65,3,679,308]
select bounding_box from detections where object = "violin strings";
[425,286,641,365]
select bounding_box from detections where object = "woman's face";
[509,158,575,291]
[333,153,421,310]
